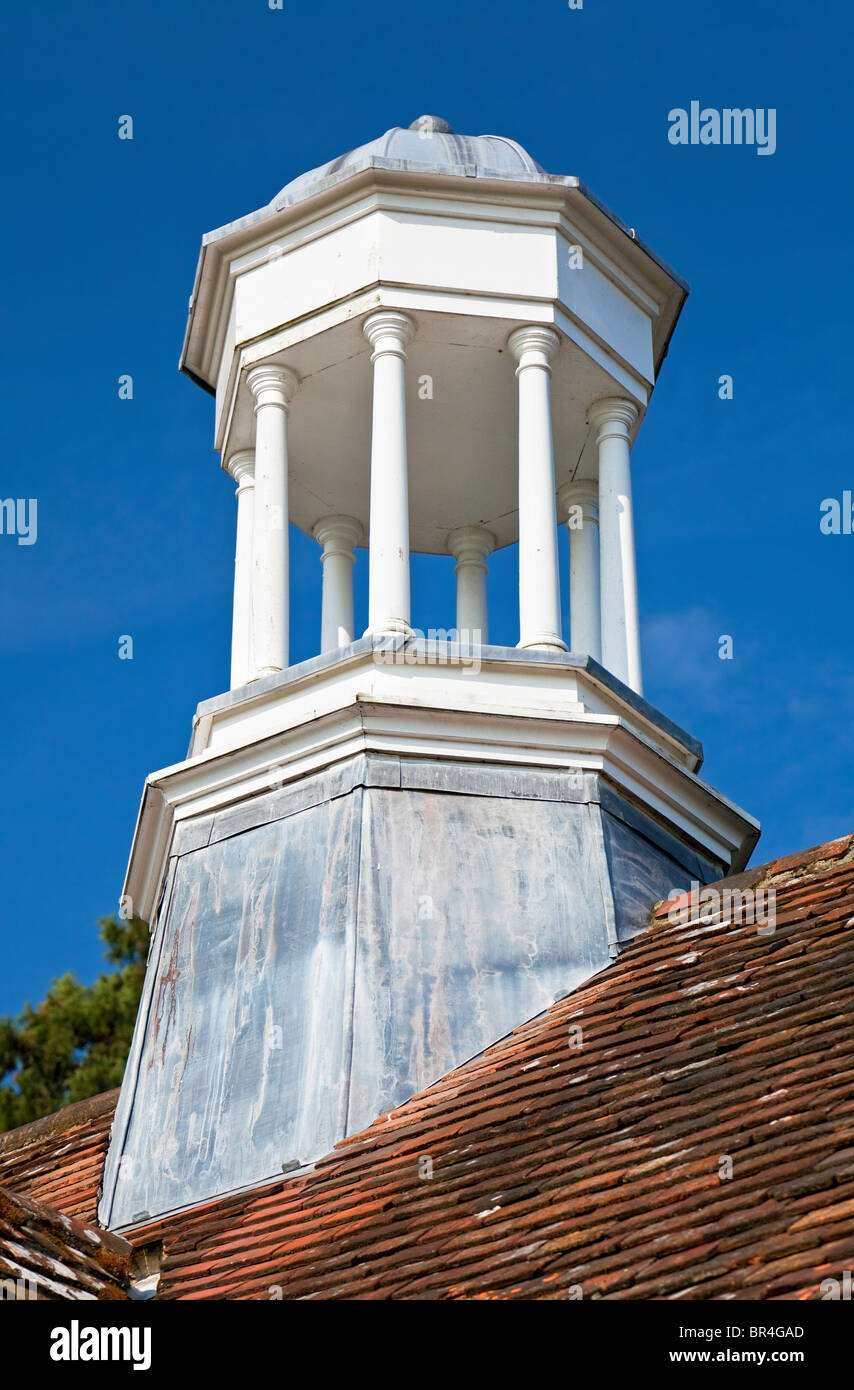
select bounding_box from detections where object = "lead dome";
[270,116,546,207]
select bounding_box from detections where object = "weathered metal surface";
[598,780,722,885]
[270,122,545,210]
[601,808,695,943]
[100,754,706,1228]
[346,786,608,1127]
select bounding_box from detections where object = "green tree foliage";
[0,915,149,1132]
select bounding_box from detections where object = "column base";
[363,621,415,638]
[517,635,569,653]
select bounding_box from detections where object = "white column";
[225,450,255,689]
[557,479,601,662]
[447,525,495,645]
[362,311,415,636]
[589,398,642,693]
[247,364,298,678]
[508,326,567,651]
[312,515,363,653]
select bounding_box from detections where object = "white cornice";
[182,171,686,394]
[124,691,758,926]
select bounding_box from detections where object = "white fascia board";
[183,169,686,397]
[124,695,756,924]
[603,723,759,870]
[352,699,755,868]
[190,646,696,770]
[122,776,171,929]
[229,188,665,326]
[568,180,689,374]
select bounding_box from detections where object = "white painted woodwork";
[313,515,363,653]
[509,326,566,652]
[124,641,760,930]
[180,131,687,556]
[447,525,495,643]
[363,311,415,636]
[247,365,298,678]
[225,450,255,689]
[590,399,642,693]
[558,479,601,662]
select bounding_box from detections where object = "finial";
[409,115,454,134]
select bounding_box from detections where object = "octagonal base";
[100,645,758,1227]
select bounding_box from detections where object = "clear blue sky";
[1,0,851,1014]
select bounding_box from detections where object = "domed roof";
[270,116,546,208]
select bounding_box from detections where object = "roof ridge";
[0,1087,119,1156]
[652,832,854,921]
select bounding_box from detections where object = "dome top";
[270,117,546,208]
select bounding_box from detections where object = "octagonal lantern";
[99,120,758,1231]
[181,116,687,693]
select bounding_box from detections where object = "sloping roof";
[0,1088,117,1222]
[122,832,854,1300]
[0,1185,130,1300]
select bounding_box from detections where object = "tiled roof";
[0,1088,117,1222]
[0,1184,131,1300]
[126,832,854,1300]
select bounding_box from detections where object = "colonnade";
[225,312,642,694]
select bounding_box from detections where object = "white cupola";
[100,118,758,1230]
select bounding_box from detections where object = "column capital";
[446,524,496,569]
[312,514,363,559]
[247,364,299,411]
[557,478,599,522]
[508,325,561,372]
[362,310,416,359]
[225,449,255,489]
[588,397,639,441]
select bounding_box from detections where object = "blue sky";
[0,0,851,1013]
